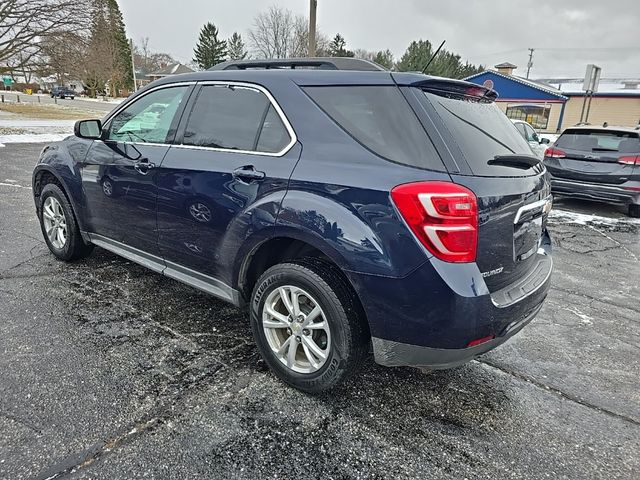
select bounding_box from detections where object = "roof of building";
[537,78,640,97]
[148,63,195,78]
[495,62,518,69]
[464,69,568,99]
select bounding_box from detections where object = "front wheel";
[38,184,93,261]
[250,259,369,393]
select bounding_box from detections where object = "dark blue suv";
[32,59,553,392]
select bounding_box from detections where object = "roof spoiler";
[404,77,498,103]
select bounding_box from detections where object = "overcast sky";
[119,0,640,79]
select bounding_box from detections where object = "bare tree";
[248,5,295,58]
[0,0,90,72]
[248,5,329,59]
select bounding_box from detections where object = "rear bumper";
[372,302,541,368]
[550,177,640,206]
[347,233,552,369]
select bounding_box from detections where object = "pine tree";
[106,0,133,94]
[83,0,133,97]
[227,32,248,60]
[328,34,353,57]
[193,22,227,69]
[395,39,482,78]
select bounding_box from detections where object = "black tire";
[250,258,369,393]
[38,183,93,261]
[629,204,640,218]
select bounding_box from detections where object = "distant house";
[465,63,568,133]
[147,63,195,82]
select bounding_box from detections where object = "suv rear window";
[555,129,640,153]
[423,91,534,176]
[304,86,444,171]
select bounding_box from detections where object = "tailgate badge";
[481,267,504,278]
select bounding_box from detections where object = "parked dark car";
[50,86,75,99]
[544,126,640,217]
[32,59,553,392]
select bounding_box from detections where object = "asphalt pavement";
[1,143,638,479]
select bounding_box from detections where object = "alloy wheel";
[42,196,68,249]
[262,285,331,374]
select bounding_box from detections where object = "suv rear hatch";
[398,76,552,293]
[544,128,640,184]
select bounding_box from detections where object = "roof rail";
[209,57,387,72]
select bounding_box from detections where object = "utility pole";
[526,48,535,79]
[130,39,138,92]
[308,0,317,57]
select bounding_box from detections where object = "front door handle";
[134,159,156,175]
[233,165,266,182]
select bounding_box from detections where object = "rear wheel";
[250,259,368,393]
[38,184,93,261]
[628,204,640,218]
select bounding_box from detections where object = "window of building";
[505,104,551,130]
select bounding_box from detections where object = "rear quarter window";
[303,86,445,171]
[422,91,535,176]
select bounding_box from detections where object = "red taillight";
[391,181,478,263]
[618,155,640,165]
[544,147,566,158]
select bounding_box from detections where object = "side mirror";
[539,137,550,145]
[74,119,102,140]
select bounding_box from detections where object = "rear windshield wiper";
[488,155,541,169]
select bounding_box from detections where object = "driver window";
[525,124,538,142]
[107,86,189,143]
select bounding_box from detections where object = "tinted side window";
[183,85,289,153]
[304,86,444,170]
[524,124,538,142]
[107,86,189,143]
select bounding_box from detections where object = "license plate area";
[514,214,542,261]
[513,199,549,262]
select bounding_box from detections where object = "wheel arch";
[236,234,369,337]
[33,165,87,235]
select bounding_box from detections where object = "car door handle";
[233,166,265,182]
[133,159,155,175]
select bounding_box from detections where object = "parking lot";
[1,142,638,479]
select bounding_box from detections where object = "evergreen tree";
[395,39,482,79]
[373,49,394,69]
[84,1,110,97]
[106,0,133,94]
[83,0,133,97]
[328,34,354,57]
[227,32,248,60]
[193,22,227,69]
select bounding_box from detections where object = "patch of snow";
[0,119,76,128]
[565,306,592,325]
[0,133,70,144]
[0,182,31,189]
[549,209,640,226]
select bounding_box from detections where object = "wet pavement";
[1,143,639,479]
